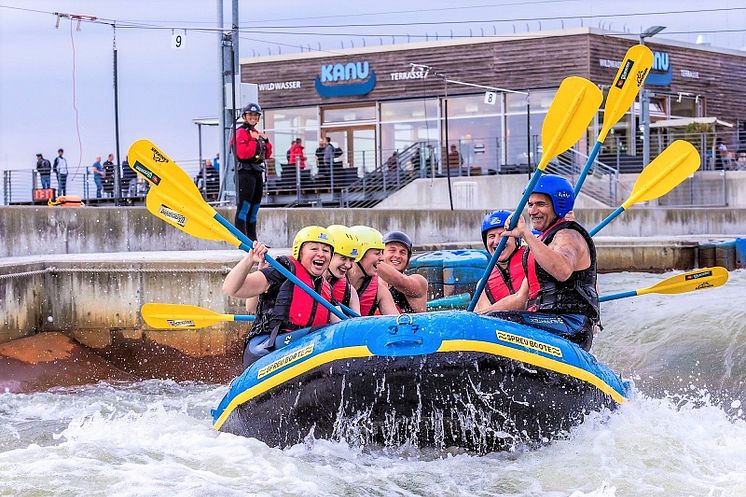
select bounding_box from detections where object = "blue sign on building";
[315,61,377,97]
[646,51,672,86]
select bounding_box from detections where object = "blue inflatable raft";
[212,311,627,452]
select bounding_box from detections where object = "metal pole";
[526,91,531,178]
[198,124,205,197]
[443,78,454,210]
[217,0,226,199]
[112,26,121,204]
[640,33,650,167]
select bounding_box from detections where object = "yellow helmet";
[326,225,362,261]
[350,225,384,256]
[291,226,335,259]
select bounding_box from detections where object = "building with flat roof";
[239,28,746,204]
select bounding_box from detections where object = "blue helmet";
[531,174,574,218]
[480,210,512,248]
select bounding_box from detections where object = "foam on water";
[1,272,745,496]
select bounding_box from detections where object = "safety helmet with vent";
[291,226,335,260]
[531,174,575,218]
[350,225,384,256]
[480,210,512,249]
[326,225,362,261]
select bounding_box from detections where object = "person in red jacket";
[475,210,526,314]
[287,138,307,169]
[232,103,272,240]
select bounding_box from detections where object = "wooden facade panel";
[241,32,746,127]
[589,36,746,125]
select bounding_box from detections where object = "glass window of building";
[380,99,439,172]
[445,94,503,174]
[263,107,319,176]
[322,106,376,124]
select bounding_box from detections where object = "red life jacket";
[330,275,351,307]
[273,257,333,330]
[356,274,379,316]
[523,218,599,320]
[484,246,526,304]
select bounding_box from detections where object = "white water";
[1,272,745,497]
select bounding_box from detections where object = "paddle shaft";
[234,314,256,322]
[467,170,544,311]
[599,290,637,302]
[213,215,356,320]
[574,140,602,196]
[589,206,625,236]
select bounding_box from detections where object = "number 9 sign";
[171,33,185,50]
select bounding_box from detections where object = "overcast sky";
[1,0,744,174]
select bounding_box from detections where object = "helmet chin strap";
[356,261,371,278]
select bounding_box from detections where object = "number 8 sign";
[484,91,498,105]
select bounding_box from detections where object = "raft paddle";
[589,140,700,236]
[127,139,350,321]
[142,303,256,329]
[468,76,603,311]
[599,267,728,302]
[574,45,653,195]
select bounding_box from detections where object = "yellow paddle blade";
[145,187,240,246]
[599,44,653,142]
[537,76,603,170]
[128,139,206,204]
[638,267,729,296]
[622,140,700,208]
[142,303,233,329]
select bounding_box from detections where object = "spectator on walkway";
[447,144,463,173]
[36,153,52,189]
[195,159,220,201]
[315,139,327,175]
[323,137,336,176]
[90,156,105,198]
[288,138,307,169]
[213,152,220,172]
[102,154,115,197]
[53,148,69,196]
[715,138,731,170]
[121,156,136,197]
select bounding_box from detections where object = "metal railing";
[546,149,623,206]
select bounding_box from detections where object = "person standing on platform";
[232,103,272,240]
[90,156,105,199]
[36,153,52,189]
[53,148,68,196]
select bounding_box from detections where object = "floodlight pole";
[639,26,666,167]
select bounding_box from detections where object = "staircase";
[340,142,430,208]
[546,148,623,207]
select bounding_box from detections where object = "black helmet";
[242,103,262,115]
[383,230,413,257]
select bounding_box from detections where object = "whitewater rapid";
[1,271,745,497]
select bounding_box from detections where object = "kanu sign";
[315,61,377,98]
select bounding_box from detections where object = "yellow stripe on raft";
[213,345,372,430]
[213,339,625,431]
[437,340,626,404]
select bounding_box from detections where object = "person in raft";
[347,226,399,316]
[324,225,363,315]
[377,230,428,313]
[474,210,527,313]
[223,226,337,367]
[481,174,600,351]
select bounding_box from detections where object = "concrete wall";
[0,252,246,346]
[1,205,745,258]
[376,171,746,211]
